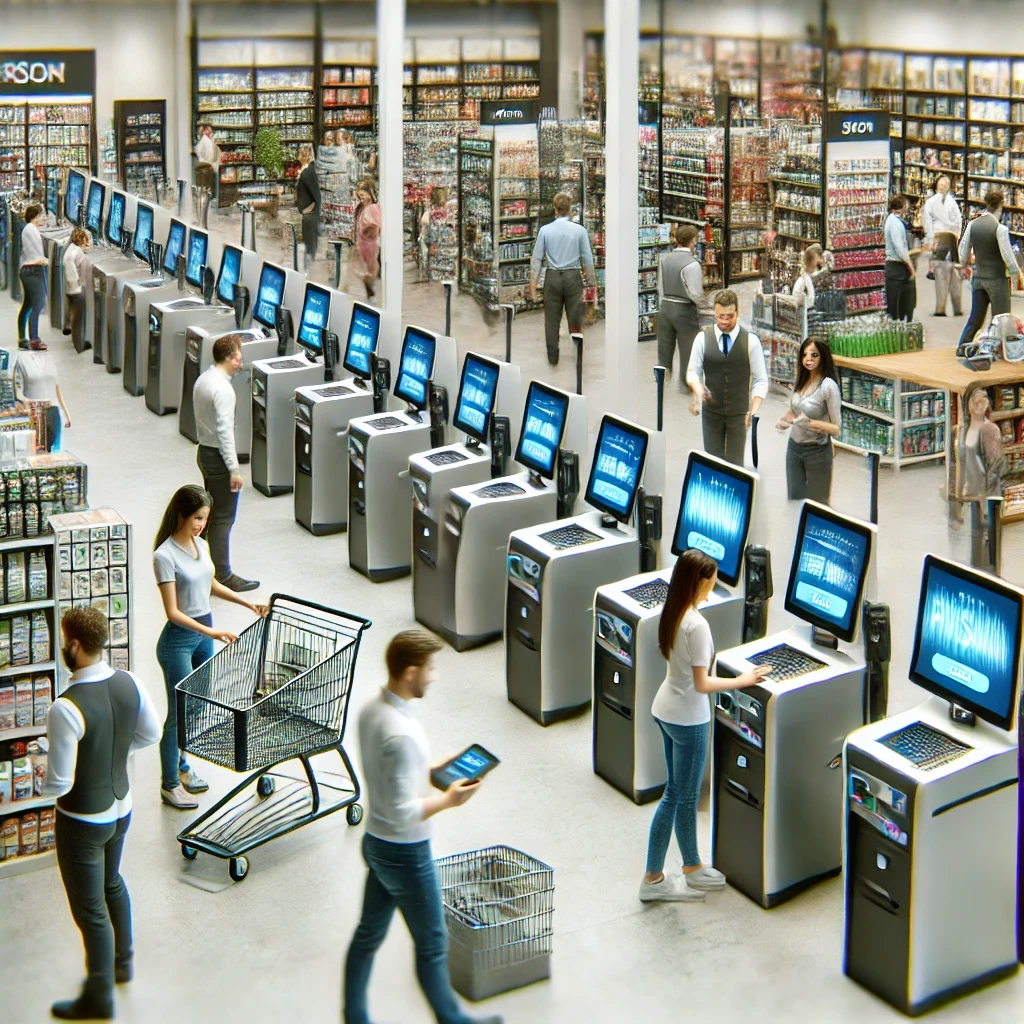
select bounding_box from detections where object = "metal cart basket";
[174,594,371,881]
[436,845,555,1001]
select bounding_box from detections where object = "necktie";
[723,332,732,356]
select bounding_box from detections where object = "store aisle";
[0,278,1021,1024]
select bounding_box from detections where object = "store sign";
[826,110,891,143]
[480,101,538,126]
[0,50,95,96]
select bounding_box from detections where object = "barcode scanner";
[370,353,391,414]
[232,285,250,330]
[490,415,511,478]
[428,382,449,447]
[275,307,294,358]
[202,266,215,305]
[321,328,339,382]
[176,252,186,290]
[556,449,580,519]
[148,241,163,277]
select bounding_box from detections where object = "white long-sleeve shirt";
[43,662,161,824]
[959,212,1021,277]
[195,133,218,168]
[358,687,432,844]
[921,192,962,243]
[686,325,769,403]
[194,363,239,472]
[62,242,88,295]
[20,222,46,267]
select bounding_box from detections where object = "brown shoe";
[161,785,198,810]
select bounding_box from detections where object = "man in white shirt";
[43,606,160,1020]
[194,124,219,204]
[922,175,964,317]
[193,333,258,592]
[344,631,502,1024]
[686,289,769,466]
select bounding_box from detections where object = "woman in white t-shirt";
[792,248,818,310]
[639,549,770,903]
[15,350,71,452]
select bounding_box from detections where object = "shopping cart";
[174,594,371,881]
[436,846,555,1001]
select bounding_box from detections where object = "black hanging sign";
[0,50,96,97]
[638,101,659,125]
[825,110,891,143]
[480,101,538,126]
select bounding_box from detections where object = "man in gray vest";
[686,288,768,466]
[657,223,704,376]
[884,194,917,321]
[42,606,160,1020]
[957,188,1024,355]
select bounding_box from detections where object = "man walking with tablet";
[343,630,503,1024]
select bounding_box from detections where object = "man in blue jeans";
[344,631,503,1024]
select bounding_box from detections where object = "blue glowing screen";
[453,355,499,442]
[515,384,569,478]
[395,327,436,408]
[253,263,286,328]
[297,284,331,352]
[185,231,208,288]
[133,204,154,262]
[65,171,85,223]
[343,304,380,378]
[163,221,185,275]
[106,192,125,246]
[586,418,648,522]
[217,245,241,305]
[85,181,105,234]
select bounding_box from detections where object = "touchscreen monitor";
[253,262,286,328]
[85,180,105,235]
[106,191,126,247]
[394,326,437,409]
[585,416,649,523]
[342,302,381,378]
[162,219,186,275]
[132,203,154,262]
[297,283,331,353]
[453,353,500,443]
[784,502,873,643]
[513,382,569,479]
[65,169,85,224]
[185,229,208,289]
[672,452,755,588]
[909,555,1023,731]
[217,244,242,305]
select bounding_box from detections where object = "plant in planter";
[254,127,284,181]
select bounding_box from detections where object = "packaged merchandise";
[0,760,11,803]
[1,816,18,859]
[30,610,50,664]
[10,615,29,665]
[0,683,14,730]
[90,543,108,568]
[19,811,38,855]
[0,618,9,668]
[14,678,32,726]
[32,753,46,796]
[32,675,50,725]
[11,757,32,800]
[38,806,55,851]
[59,572,71,600]
[5,550,25,604]
[27,550,48,600]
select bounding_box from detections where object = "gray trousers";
[657,300,699,373]
[543,268,583,363]
[932,260,962,315]
[302,213,319,270]
[702,410,747,466]
[786,438,833,504]
[198,445,239,581]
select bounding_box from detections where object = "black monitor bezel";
[513,380,571,480]
[342,300,382,379]
[671,451,756,588]
[393,325,438,410]
[132,202,155,262]
[252,261,287,329]
[452,352,501,443]
[85,179,105,235]
[783,500,874,644]
[584,414,650,524]
[909,554,1024,732]
[65,169,86,224]
[105,191,126,247]
[216,243,242,305]
[185,228,209,289]
[162,219,186,275]
[296,282,332,355]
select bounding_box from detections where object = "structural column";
[175,0,191,182]
[603,0,640,419]
[377,0,405,315]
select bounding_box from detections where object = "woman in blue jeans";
[639,549,769,903]
[154,485,266,809]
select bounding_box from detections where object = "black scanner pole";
[653,365,666,432]
[571,333,584,395]
[290,224,299,272]
[443,281,455,337]
[750,414,759,470]
[867,451,879,525]
[501,304,515,363]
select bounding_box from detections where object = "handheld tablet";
[430,744,500,791]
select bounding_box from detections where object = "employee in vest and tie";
[956,188,1024,356]
[529,192,596,366]
[686,289,768,467]
[42,606,161,1020]
[657,223,704,378]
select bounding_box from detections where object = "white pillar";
[175,0,191,183]
[377,0,405,316]
[557,0,587,118]
[603,0,639,420]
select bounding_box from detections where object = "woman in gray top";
[776,338,842,504]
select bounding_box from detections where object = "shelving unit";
[114,100,166,194]
[727,126,770,282]
[769,121,822,263]
[0,101,92,197]
[195,66,255,206]
[753,290,806,392]
[638,208,671,340]
[458,134,496,308]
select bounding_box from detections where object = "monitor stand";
[600,513,620,531]
[811,626,839,650]
[528,470,545,490]
[948,703,977,728]
[465,438,483,452]
[353,377,369,390]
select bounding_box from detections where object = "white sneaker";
[684,866,727,891]
[161,785,199,810]
[639,874,706,903]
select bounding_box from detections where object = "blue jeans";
[18,265,46,342]
[344,833,472,1024]
[156,616,213,790]
[959,276,1011,350]
[645,718,708,873]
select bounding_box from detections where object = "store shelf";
[0,795,54,815]
[0,849,55,880]
[0,724,46,741]
[0,662,55,680]
[843,400,892,422]
[0,599,52,617]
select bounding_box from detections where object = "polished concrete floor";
[0,257,1022,1024]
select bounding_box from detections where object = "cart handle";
[266,593,373,632]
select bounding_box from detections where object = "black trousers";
[786,438,834,504]
[198,445,239,581]
[68,292,87,353]
[56,811,133,1004]
[542,268,584,363]
[302,213,319,269]
[702,409,747,466]
[657,300,699,374]
[885,261,916,321]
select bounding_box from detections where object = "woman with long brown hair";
[639,549,769,903]
[347,179,382,299]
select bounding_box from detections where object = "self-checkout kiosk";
[250,273,340,496]
[711,501,877,908]
[409,353,522,644]
[843,555,1021,1014]
[293,301,402,535]
[440,381,589,648]
[347,326,459,581]
[505,416,654,725]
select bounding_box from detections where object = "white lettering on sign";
[1,61,66,85]
[492,106,524,121]
[841,120,875,136]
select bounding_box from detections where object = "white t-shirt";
[793,272,815,310]
[650,607,715,726]
[153,536,215,618]
[15,352,59,404]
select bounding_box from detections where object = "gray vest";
[660,248,696,302]
[58,670,140,815]
[702,325,750,418]
[971,214,1007,281]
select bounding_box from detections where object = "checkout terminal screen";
[785,506,871,643]
[85,181,105,235]
[217,245,241,304]
[66,170,85,224]
[585,416,649,523]
[909,557,1023,731]
[515,383,568,478]
[343,303,380,378]
[253,263,286,328]
[674,454,754,588]
[185,230,208,288]
[297,283,331,353]
[133,204,154,262]
[163,221,185,275]
[106,192,125,247]
[394,327,436,409]
[453,354,499,442]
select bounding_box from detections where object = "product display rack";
[321,39,376,141]
[0,101,92,198]
[458,134,496,308]
[195,66,255,206]
[637,208,671,340]
[114,100,166,194]
[752,290,806,392]
[726,126,770,282]
[583,124,606,316]
[769,121,823,261]
[256,66,315,181]
[406,121,463,264]
[761,40,823,124]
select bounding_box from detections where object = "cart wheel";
[229,857,249,882]
[346,803,363,827]
[257,774,275,799]
[180,844,197,861]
